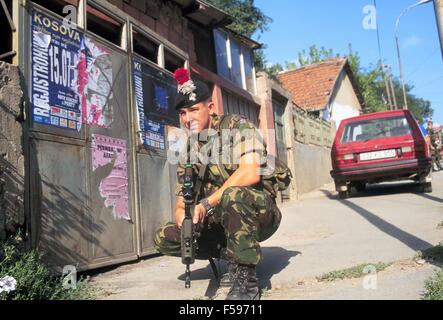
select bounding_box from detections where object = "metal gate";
[23,2,187,271]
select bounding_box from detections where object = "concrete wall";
[330,73,362,128]
[0,62,25,241]
[293,142,333,195]
[256,72,333,199]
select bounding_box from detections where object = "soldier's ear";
[207,100,215,113]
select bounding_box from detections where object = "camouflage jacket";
[175,113,267,200]
[428,127,438,148]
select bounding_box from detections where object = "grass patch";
[0,235,95,300]
[424,268,443,300]
[419,242,443,264]
[438,222,443,229]
[317,262,392,282]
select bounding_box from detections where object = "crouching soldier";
[153,68,282,300]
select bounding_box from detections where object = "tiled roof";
[278,58,349,111]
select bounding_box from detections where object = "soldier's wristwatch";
[200,198,215,216]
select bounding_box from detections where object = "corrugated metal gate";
[24,3,179,271]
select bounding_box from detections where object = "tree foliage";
[266,44,433,123]
[204,0,271,70]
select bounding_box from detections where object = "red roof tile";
[278,58,347,111]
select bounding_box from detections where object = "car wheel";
[421,182,432,193]
[338,191,349,199]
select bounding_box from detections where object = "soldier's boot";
[225,264,259,300]
[219,261,237,287]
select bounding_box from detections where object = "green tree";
[205,0,272,70]
[269,44,433,122]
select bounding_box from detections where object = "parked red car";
[330,110,432,199]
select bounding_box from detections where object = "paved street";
[90,171,443,300]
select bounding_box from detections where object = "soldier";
[153,69,282,300]
[427,119,442,171]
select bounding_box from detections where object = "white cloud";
[403,35,422,48]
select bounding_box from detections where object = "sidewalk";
[90,178,443,300]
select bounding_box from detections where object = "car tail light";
[397,146,414,157]
[401,146,413,153]
[335,153,356,165]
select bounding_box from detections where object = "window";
[132,29,159,64]
[243,49,255,93]
[87,4,123,47]
[214,29,256,93]
[214,29,230,80]
[340,116,412,143]
[229,38,242,87]
[164,49,185,73]
[189,22,216,72]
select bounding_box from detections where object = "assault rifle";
[180,138,218,288]
[181,139,203,289]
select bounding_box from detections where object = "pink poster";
[92,134,130,221]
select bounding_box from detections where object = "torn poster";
[131,57,179,128]
[78,37,113,128]
[91,134,130,220]
[30,9,82,131]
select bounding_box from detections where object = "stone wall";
[0,62,25,241]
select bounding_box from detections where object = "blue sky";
[253,0,442,124]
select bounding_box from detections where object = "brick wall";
[107,0,195,58]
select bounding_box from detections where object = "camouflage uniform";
[428,127,442,170]
[154,114,282,266]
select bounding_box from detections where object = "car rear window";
[340,116,412,143]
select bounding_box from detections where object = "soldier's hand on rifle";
[193,204,206,225]
[175,207,185,228]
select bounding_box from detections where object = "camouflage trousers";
[153,187,282,265]
[432,149,442,170]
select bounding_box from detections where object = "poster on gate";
[133,58,167,150]
[30,9,82,131]
[78,37,114,128]
[91,134,130,221]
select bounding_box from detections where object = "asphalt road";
[90,171,443,300]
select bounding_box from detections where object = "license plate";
[359,149,396,161]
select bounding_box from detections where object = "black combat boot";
[225,264,259,300]
[219,261,237,287]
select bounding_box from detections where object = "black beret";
[174,79,211,110]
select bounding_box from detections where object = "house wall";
[330,73,362,128]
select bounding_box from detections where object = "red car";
[330,110,432,199]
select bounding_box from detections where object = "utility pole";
[383,65,393,110]
[387,66,398,110]
[435,0,443,60]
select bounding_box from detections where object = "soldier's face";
[179,100,215,134]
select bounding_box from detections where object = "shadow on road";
[415,192,443,204]
[257,247,301,290]
[321,188,434,253]
[177,247,300,298]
